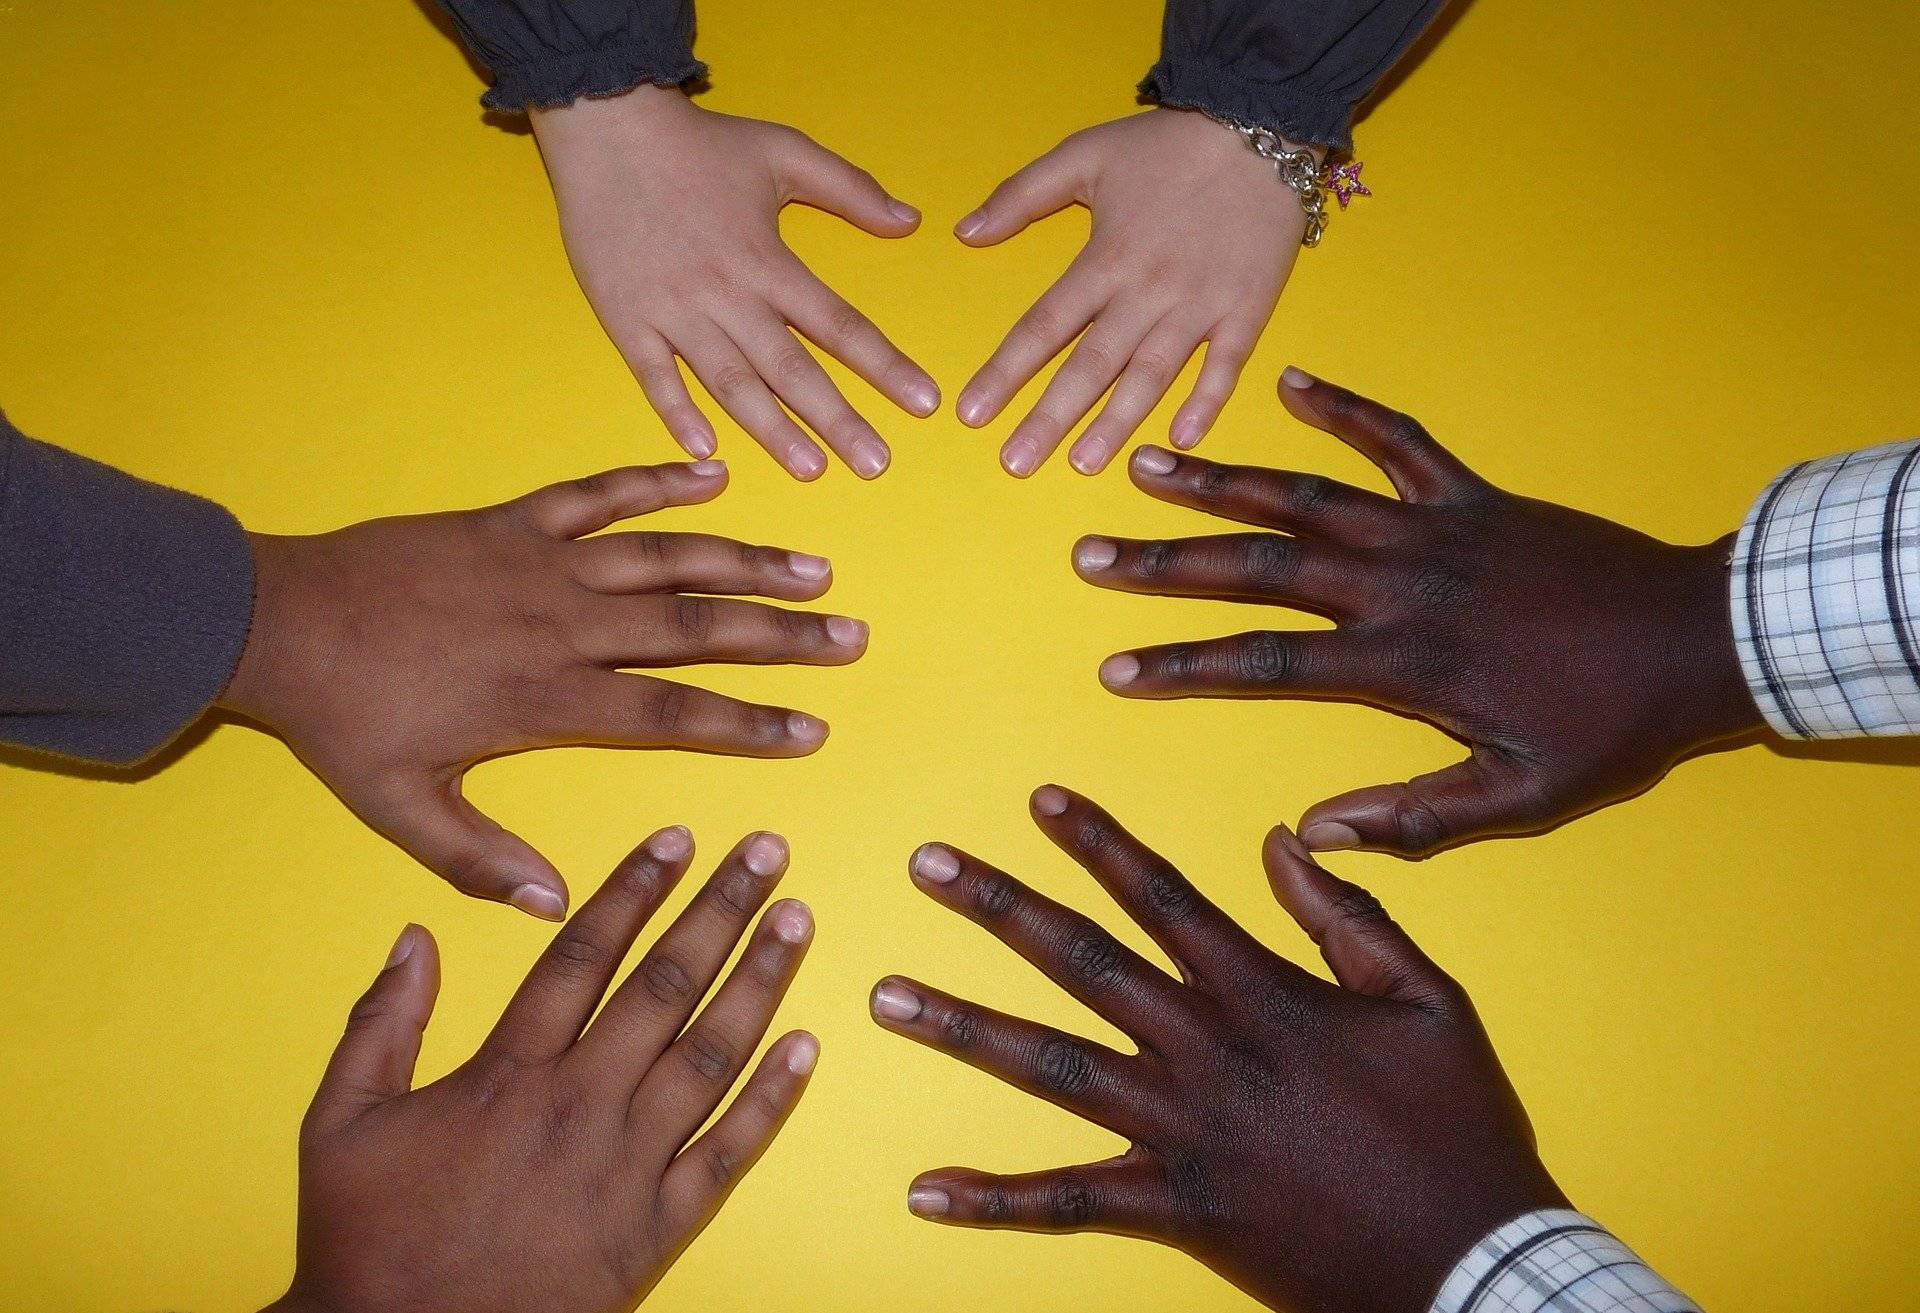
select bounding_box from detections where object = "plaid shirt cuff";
[1430,1210,1699,1313]
[1729,438,1920,738]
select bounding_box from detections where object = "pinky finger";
[1169,324,1260,450]
[659,1030,820,1233]
[907,1157,1160,1236]
[629,333,719,460]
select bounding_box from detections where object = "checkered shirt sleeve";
[1730,438,1920,738]
[1430,1210,1700,1313]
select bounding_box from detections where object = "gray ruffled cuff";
[481,41,706,112]
[1140,57,1358,151]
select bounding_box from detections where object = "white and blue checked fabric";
[1430,1210,1699,1313]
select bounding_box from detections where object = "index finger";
[1277,368,1485,504]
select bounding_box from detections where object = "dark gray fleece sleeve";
[1141,0,1447,150]
[0,412,255,766]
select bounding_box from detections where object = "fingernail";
[685,429,719,459]
[1068,441,1104,476]
[744,832,790,877]
[905,379,940,417]
[509,884,568,922]
[786,711,829,744]
[888,199,921,224]
[910,843,960,884]
[792,446,827,480]
[647,824,692,863]
[1132,446,1177,475]
[827,616,869,647]
[1170,415,1205,449]
[786,1031,821,1075]
[908,1185,951,1218]
[1031,785,1070,816]
[1099,654,1141,688]
[871,978,924,1022]
[1003,440,1039,478]
[954,211,984,240]
[687,459,727,477]
[1301,821,1361,851]
[1074,537,1118,573]
[850,437,891,480]
[958,392,990,427]
[384,925,417,969]
[771,898,813,944]
[1281,365,1317,391]
[787,552,832,581]
[1269,823,1314,864]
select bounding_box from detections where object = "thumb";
[366,775,572,921]
[1297,755,1543,860]
[953,135,1093,246]
[306,925,441,1132]
[1262,825,1457,1009]
[773,128,920,237]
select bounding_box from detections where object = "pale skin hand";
[955,108,1311,477]
[531,84,939,480]
[218,462,867,920]
[265,827,819,1313]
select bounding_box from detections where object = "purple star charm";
[1329,160,1371,209]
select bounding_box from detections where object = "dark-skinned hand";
[218,461,866,918]
[1074,369,1765,858]
[265,826,818,1313]
[871,787,1567,1313]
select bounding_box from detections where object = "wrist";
[1658,532,1768,748]
[218,532,330,731]
[529,79,693,148]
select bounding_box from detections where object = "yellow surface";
[2,1,1918,1309]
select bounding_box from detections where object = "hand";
[1076,369,1766,858]
[218,462,866,917]
[530,84,938,480]
[268,827,819,1313]
[954,108,1303,477]
[871,787,1565,1313]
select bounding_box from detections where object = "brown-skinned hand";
[265,826,818,1313]
[1076,369,1765,858]
[218,462,865,918]
[872,787,1567,1313]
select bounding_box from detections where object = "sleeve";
[1429,1209,1702,1313]
[0,413,256,766]
[1729,438,1920,739]
[1140,0,1446,151]
[435,0,705,113]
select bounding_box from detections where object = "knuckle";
[679,1029,735,1083]
[545,929,613,975]
[1033,1034,1097,1096]
[1163,1153,1227,1226]
[700,1141,738,1188]
[1384,413,1434,451]
[707,362,757,401]
[1388,630,1464,687]
[940,1004,984,1051]
[1139,862,1199,925]
[1328,881,1390,926]
[626,531,672,565]
[648,682,692,737]
[672,595,716,641]
[708,867,762,919]
[826,299,875,343]
[1136,540,1176,578]
[971,871,1019,922]
[769,344,817,385]
[753,704,793,744]
[639,952,695,1006]
[1068,338,1119,379]
[1154,643,1194,681]
[1191,462,1236,499]
[1242,536,1301,591]
[1128,350,1178,386]
[1284,473,1339,516]
[1010,306,1059,351]
[1392,796,1453,856]
[1063,922,1125,986]
[981,1183,1014,1223]
[1236,632,1298,685]
[775,607,818,643]
[1049,1176,1098,1228]
[1074,814,1117,855]
[1406,562,1472,606]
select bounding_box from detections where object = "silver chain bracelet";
[1212,117,1369,248]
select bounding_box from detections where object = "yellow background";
[2,1,1918,1309]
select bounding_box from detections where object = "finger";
[954,136,1093,246]
[676,326,828,481]
[305,924,440,1132]
[774,129,921,237]
[1167,320,1263,451]
[560,671,830,758]
[904,841,1187,1044]
[636,897,813,1148]
[1067,317,1204,475]
[1297,753,1558,860]
[907,1158,1164,1236]
[1128,445,1406,546]
[956,256,1106,432]
[1000,308,1160,479]
[514,463,730,540]
[570,531,834,603]
[1264,823,1461,1009]
[624,331,719,459]
[479,827,695,1066]
[733,311,892,479]
[869,975,1145,1135]
[1278,367,1484,504]
[1099,630,1375,702]
[780,265,939,418]
[1072,532,1358,617]
[658,1030,820,1238]
[573,595,868,668]
[364,776,571,919]
[572,832,790,1077]
[1026,785,1269,990]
